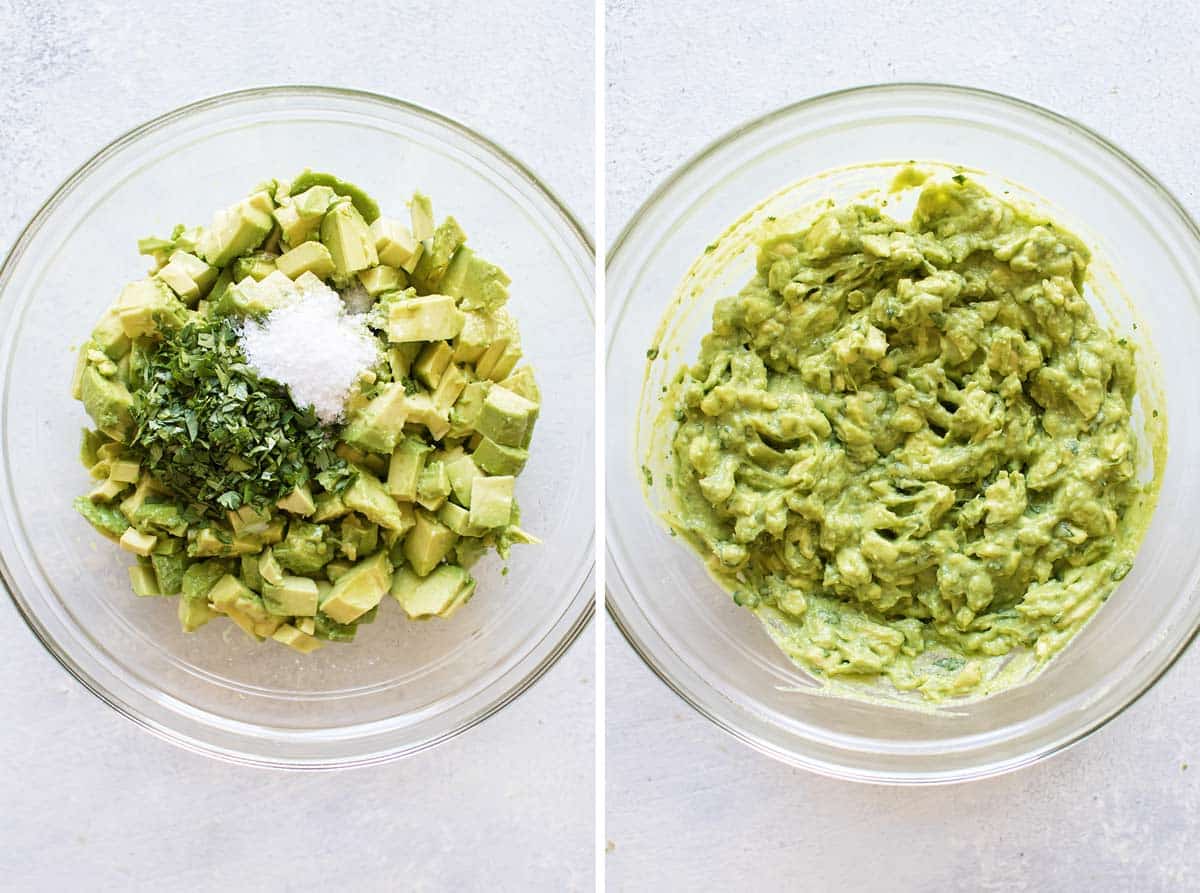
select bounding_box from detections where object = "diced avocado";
[438,244,473,298]
[262,575,320,617]
[120,474,161,522]
[473,438,529,476]
[188,525,257,557]
[119,527,157,556]
[80,428,108,470]
[444,450,483,507]
[239,552,263,591]
[476,386,538,448]
[342,467,410,532]
[448,380,492,438]
[227,504,273,535]
[431,364,468,414]
[289,171,380,224]
[469,475,515,529]
[296,617,315,636]
[91,308,132,360]
[387,437,431,502]
[386,343,422,381]
[416,460,451,511]
[277,483,316,516]
[499,365,541,405]
[129,563,162,597]
[358,264,407,296]
[156,251,217,304]
[438,501,485,537]
[274,184,336,245]
[178,595,216,632]
[403,510,458,577]
[370,217,422,271]
[181,558,233,602]
[409,192,435,242]
[405,392,451,440]
[213,270,297,317]
[324,560,353,582]
[107,458,140,484]
[313,610,357,642]
[320,200,378,280]
[410,217,466,293]
[232,251,279,282]
[341,383,409,454]
[258,548,284,587]
[339,513,379,561]
[210,574,279,640]
[273,520,335,575]
[87,478,128,503]
[197,190,274,268]
[133,502,188,537]
[272,623,323,654]
[276,240,335,280]
[151,552,188,595]
[391,564,476,619]
[453,311,494,364]
[206,266,234,307]
[115,278,189,340]
[458,253,511,312]
[387,295,465,343]
[413,341,453,388]
[319,551,392,623]
[311,490,351,523]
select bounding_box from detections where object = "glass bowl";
[0,86,594,768]
[606,83,1200,784]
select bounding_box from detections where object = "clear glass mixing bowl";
[606,84,1200,783]
[0,86,594,768]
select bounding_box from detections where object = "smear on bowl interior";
[72,171,540,653]
[655,170,1163,701]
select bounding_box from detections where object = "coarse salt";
[239,278,378,424]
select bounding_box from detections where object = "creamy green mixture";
[663,176,1161,701]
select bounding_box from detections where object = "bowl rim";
[0,84,596,770]
[605,80,1200,785]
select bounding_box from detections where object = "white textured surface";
[0,2,593,891]
[606,1,1200,890]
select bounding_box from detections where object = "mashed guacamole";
[664,175,1161,701]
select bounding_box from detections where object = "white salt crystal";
[239,278,378,424]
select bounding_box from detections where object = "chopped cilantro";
[646,347,659,360]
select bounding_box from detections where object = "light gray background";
[0,2,593,891]
[607,1,1200,890]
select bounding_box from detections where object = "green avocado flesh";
[663,175,1161,701]
[72,171,540,653]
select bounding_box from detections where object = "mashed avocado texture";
[666,177,1160,700]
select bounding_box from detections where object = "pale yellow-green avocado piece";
[156,251,216,305]
[320,200,378,279]
[198,190,274,268]
[276,241,335,280]
[319,551,392,623]
[276,483,316,516]
[262,575,319,617]
[391,564,476,619]
[387,437,431,502]
[80,365,133,442]
[358,264,406,296]
[274,185,336,246]
[403,510,458,577]
[413,341,454,388]
[342,466,412,532]
[115,278,188,339]
[387,295,465,343]
[404,392,451,441]
[341,383,409,455]
[468,475,515,529]
[476,386,537,447]
[370,217,422,271]
[272,623,323,654]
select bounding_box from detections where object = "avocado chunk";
[387,295,465,343]
[341,383,409,454]
[90,307,132,360]
[210,574,280,640]
[453,311,495,364]
[178,595,216,632]
[448,380,492,438]
[274,520,335,575]
[197,190,274,268]
[342,467,411,532]
[387,436,431,502]
[119,527,157,556]
[416,460,451,511]
[370,217,422,271]
[272,623,323,653]
[405,392,451,441]
[276,483,316,517]
[469,475,515,529]
[440,245,511,311]
[473,438,529,476]
[80,365,133,442]
[232,251,279,282]
[498,365,541,405]
[115,278,189,339]
[151,552,188,595]
[156,251,217,305]
[318,550,392,623]
[409,192,435,242]
[413,341,454,389]
[358,264,406,296]
[262,575,320,617]
[274,184,336,245]
[391,565,476,619]
[403,510,458,577]
[320,200,378,280]
[476,386,538,448]
[132,501,188,537]
[258,548,284,587]
[313,609,357,642]
[276,240,335,280]
[129,563,161,597]
[213,270,298,317]
[410,217,466,293]
[289,171,380,224]
[438,502,485,537]
[432,364,469,413]
[444,450,483,507]
[339,513,379,561]
[311,490,351,523]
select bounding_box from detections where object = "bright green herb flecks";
[72,171,542,653]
